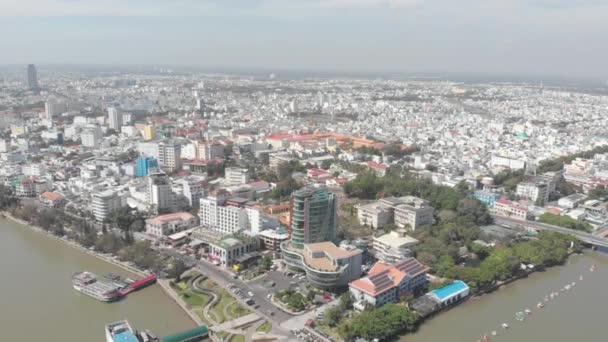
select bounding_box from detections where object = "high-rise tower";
[108,107,122,131]
[27,64,39,93]
[289,185,337,249]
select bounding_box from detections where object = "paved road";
[158,248,293,328]
[492,215,608,247]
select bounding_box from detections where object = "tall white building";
[198,192,276,235]
[516,181,549,205]
[81,126,102,147]
[92,190,123,222]
[197,141,224,160]
[108,107,122,131]
[181,176,205,208]
[157,141,182,173]
[43,101,66,121]
[224,167,250,186]
[198,194,247,234]
[147,173,175,212]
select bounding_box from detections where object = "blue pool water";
[431,280,469,301]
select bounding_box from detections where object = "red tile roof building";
[349,258,429,309]
[145,212,197,237]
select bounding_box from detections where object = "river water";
[404,251,608,342]
[3,216,608,342]
[0,218,195,341]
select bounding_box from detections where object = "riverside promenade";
[2,212,147,277]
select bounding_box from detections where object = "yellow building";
[10,125,26,137]
[143,125,155,141]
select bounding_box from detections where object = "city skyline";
[1,0,607,78]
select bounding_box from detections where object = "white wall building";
[147,173,176,212]
[157,141,182,173]
[145,212,197,237]
[108,107,122,131]
[81,126,102,147]
[224,167,250,186]
[92,190,123,222]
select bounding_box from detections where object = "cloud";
[316,0,424,8]
[527,0,608,9]
[0,0,427,16]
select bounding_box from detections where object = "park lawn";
[180,290,210,307]
[210,290,236,323]
[227,300,250,319]
[231,335,245,342]
[256,321,272,333]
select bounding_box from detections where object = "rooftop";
[146,212,195,226]
[373,230,419,248]
[285,241,361,272]
[349,258,429,296]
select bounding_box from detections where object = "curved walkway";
[189,275,220,325]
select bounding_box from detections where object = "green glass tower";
[290,186,337,249]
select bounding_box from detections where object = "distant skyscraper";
[27,64,39,93]
[108,107,122,130]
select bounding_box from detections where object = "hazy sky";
[1,0,607,77]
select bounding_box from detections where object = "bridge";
[491,215,608,248]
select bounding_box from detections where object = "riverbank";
[0,218,196,340]
[1,211,208,328]
[158,278,205,325]
[2,211,147,277]
[403,251,608,342]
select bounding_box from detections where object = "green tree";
[348,304,418,341]
[457,198,492,225]
[260,256,273,271]
[339,292,354,311]
[323,306,342,327]
[167,258,189,281]
[538,213,592,232]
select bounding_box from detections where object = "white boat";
[537,302,544,308]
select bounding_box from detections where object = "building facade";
[208,235,258,268]
[92,190,123,222]
[290,185,337,249]
[197,141,224,160]
[135,156,159,177]
[27,64,39,92]
[157,141,182,173]
[349,258,429,309]
[372,230,420,264]
[281,241,363,289]
[258,227,290,251]
[108,107,122,131]
[356,202,392,229]
[491,198,529,221]
[224,167,250,186]
[145,212,197,237]
[16,177,50,197]
[147,173,175,212]
[516,181,549,205]
[81,127,102,147]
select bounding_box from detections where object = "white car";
[248,291,254,297]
